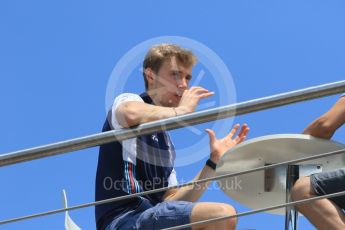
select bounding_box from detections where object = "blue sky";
[1,0,345,229]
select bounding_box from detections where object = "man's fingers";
[238,135,247,144]
[199,92,215,99]
[205,129,216,143]
[183,87,214,100]
[194,88,211,95]
[227,124,240,139]
[235,125,249,144]
[189,86,208,92]
[243,127,250,137]
[227,124,249,143]
[237,124,249,137]
[189,87,213,96]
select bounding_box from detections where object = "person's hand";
[175,86,214,115]
[206,123,250,164]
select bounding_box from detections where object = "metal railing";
[1,147,345,225]
[1,80,345,167]
[1,80,345,228]
[164,190,345,230]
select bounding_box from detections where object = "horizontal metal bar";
[163,190,345,230]
[1,80,345,167]
[1,147,345,225]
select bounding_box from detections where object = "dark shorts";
[311,168,345,209]
[105,197,195,230]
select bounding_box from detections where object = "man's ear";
[144,68,155,84]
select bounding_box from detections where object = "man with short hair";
[95,44,249,230]
[291,95,345,230]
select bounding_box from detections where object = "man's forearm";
[163,164,216,202]
[116,101,178,128]
[303,116,336,139]
[303,97,345,139]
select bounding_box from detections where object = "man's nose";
[177,77,188,89]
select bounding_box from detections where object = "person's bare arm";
[163,124,250,202]
[116,87,214,128]
[162,165,216,202]
[116,101,177,128]
[303,96,345,139]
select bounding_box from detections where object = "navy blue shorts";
[311,168,345,209]
[105,197,195,230]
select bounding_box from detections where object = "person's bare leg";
[190,202,237,230]
[291,176,345,230]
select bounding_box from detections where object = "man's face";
[147,57,193,107]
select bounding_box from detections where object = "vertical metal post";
[285,165,299,230]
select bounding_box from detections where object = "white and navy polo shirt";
[95,92,178,230]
